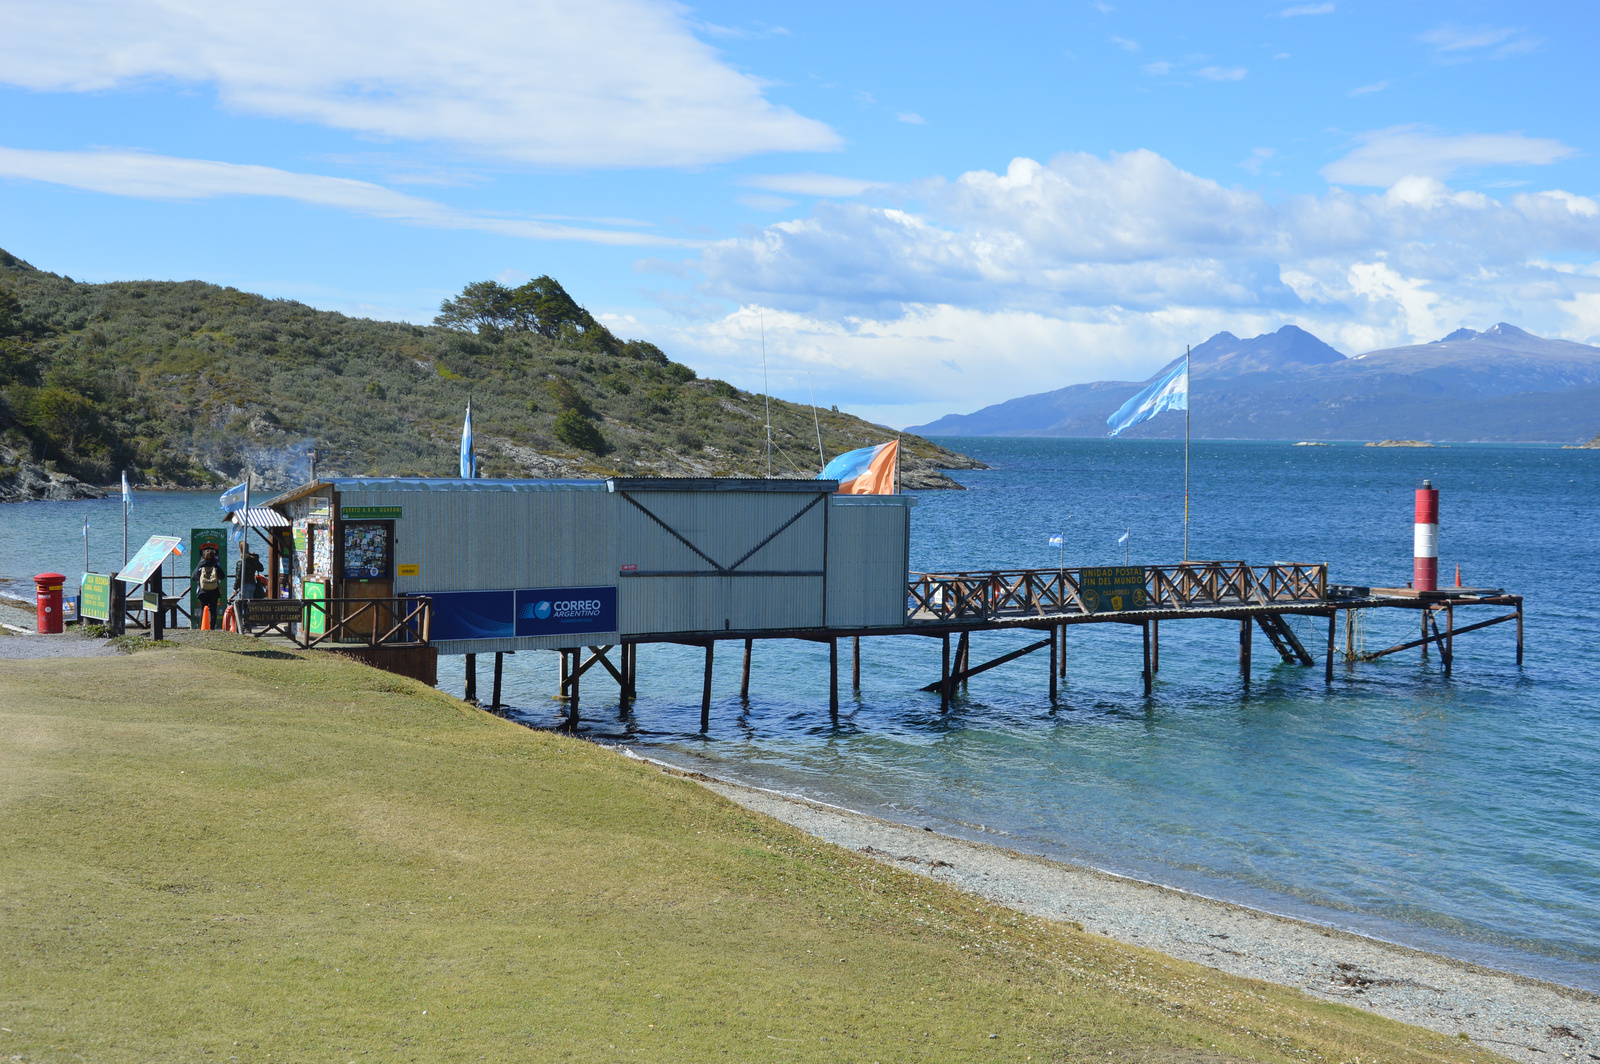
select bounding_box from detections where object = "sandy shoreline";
[622,750,1599,1064]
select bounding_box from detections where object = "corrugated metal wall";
[334,482,616,653]
[826,497,911,628]
[615,488,827,634]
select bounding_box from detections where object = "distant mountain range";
[909,324,1600,443]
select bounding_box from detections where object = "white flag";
[1118,530,1130,546]
[121,471,133,513]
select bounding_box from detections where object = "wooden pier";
[543,561,1524,730]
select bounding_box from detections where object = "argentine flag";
[1107,357,1188,437]
[460,400,475,478]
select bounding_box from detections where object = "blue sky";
[1,0,1596,426]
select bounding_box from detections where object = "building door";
[337,520,394,639]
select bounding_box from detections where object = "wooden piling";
[1142,621,1152,696]
[1058,624,1066,678]
[558,649,568,700]
[852,636,861,692]
[1239,618,1252,682]
[568,653,580,728]
[1325,613,1335,683]
[1516,602,1524,667]
[956,631,970,692]
[1421,608,1429,659]
[740,638,753,700]
[465,653,477,703]
[940,633,951,711]
[491,651,504,712]
[1048,624,1058,702]
[700,641,714,732]
[829,638,839,721]
[1445,603,1454,676]
[1151,619,1160,673]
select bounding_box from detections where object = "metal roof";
[227,507,290,527]
[262,477,607,508]
[607,477,839,493]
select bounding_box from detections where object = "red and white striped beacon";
[1413,479,1439,591]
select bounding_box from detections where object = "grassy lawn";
[0,636,1503,1063]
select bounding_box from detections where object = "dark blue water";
[4,439,1596,989]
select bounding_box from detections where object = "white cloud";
[1323,126,1578,186]
[1197,66,1248,81]
[736,193,795,212]
[1240,147,1276,175]
[1280,3,1334,15]
[741,173,884,197]
[1348,80,1391,97]
[0,0,838,168]
[0,146,696,245]
[1110,36,1139,51]
[1419,23,1536,56]
[660,150,1600,422]
[896,112,928,125]
[1141,61,1173,75]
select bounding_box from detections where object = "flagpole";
[1184,344,1191,563]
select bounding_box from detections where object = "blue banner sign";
[515,586,617,637]
[415,586,618,642]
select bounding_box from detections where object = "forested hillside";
[0,249,980,500]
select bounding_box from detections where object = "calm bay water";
[3,439,1597,989]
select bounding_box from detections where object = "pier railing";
[908,562,1326,622]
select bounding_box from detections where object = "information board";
[80,572,111,621]
[1079,566,1148,613]
[117,535,184,586]
[237,599,306,627]
[342,522,392,579]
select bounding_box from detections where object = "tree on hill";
[435,276,617,353]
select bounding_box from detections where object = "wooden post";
[1421,608,1429,659]
[1325,612,1335,683]
[149,576,164,641]
[1516,602,1524,667]
[559,649,569,699]
[1142,621,1152,695]
[700,641,714,732]
[956,631,970,692]
[940,633,951,711]
[569,653,579,728]
[491,651,504,712]
[740,638,753,700]
[1239,618,1252,682]
[108,577,126,637]
[1058,623,1066,677]
[1151,619,1160,673]
[829,638,839,722]
[852,636,861,692]
[1445,603,1454,676]
[1345,608,1355,661]
[465,653,477,703]
[1048,624,1058,702]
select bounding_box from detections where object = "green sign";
[1079,566,1148,613]
[80,572,112,621]
[190,527,228,627]
[342,506,402,520]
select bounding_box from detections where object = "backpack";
[199,564,221,592]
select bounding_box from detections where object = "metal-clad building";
[265,476,913,655]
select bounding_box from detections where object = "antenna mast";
[807,372,825,470]
[760,309,772,479]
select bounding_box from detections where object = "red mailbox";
[34,572,66,634]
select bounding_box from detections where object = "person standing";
[192,547,225,622]
[235,550,265,601]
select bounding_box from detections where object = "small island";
[1365,440,1433,448]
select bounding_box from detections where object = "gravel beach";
[626,753,1599,1064]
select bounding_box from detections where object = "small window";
[342,522,393,579]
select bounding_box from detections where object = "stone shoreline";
[625,752,1599,1064]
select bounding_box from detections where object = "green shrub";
[553,408,608,454]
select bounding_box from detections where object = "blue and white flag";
[1107,357,1188,437]
[460,401,475,479]
[121,471,134,513]
[219,481,248,513]
[1048,535,1064,547]
[1118,530,1130,547]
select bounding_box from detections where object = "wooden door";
[337,520,394,640]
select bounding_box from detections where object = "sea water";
[3,439,1596,990]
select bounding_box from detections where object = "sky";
[1,0,1597,427]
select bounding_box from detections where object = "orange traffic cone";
[201,605,212,631]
